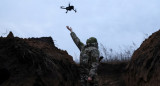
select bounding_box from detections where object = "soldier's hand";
[88,77,92,82]
[66,26,73,32]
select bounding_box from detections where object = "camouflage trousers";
[80,73,99,86]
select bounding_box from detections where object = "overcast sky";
[0,0,160,61]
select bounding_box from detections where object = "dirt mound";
[126,30,160,86]
[0,32,80,86]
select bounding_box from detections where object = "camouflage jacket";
[70,32,99,78]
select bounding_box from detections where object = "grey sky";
[0,0,160,61]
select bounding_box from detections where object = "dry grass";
[99,43,137,63]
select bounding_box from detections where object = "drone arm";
[60,6,66,9]
[73,9,77,13]
[69,3,70,6]
[66,10,68,13]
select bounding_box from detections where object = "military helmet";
[86,37,98,44]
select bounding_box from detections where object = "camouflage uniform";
[70,32,99,86]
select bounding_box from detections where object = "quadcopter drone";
[61,3,77,13]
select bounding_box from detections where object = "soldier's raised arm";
[66,26,84,51]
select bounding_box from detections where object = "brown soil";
[126,30,160,86]
[98,62,127,86]
[0,32,80,86]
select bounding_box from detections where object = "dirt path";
[98,62,127,86]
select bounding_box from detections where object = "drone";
[61,3,77,13]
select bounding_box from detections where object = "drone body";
[61,3,77,13]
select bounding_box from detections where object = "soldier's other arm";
[66,26,84,51]
[89,49,99,78]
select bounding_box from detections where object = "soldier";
[66,26,99,86]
